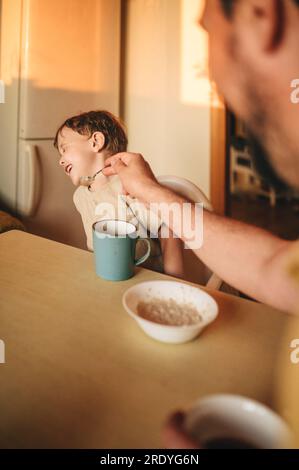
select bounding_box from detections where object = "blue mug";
[92,220,151,281]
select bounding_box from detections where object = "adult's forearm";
[145,184,297,312]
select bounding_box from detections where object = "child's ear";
[91,132,105,152]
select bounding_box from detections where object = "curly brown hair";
[54,110,128,155]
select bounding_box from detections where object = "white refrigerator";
[0,0,121,249]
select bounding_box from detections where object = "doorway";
[226,111,299,241]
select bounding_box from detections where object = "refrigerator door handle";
[17,144,41,217]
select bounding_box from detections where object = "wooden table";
[0,230,290,448]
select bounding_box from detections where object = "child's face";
[57,127,102,186]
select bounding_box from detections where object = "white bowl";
[122,280,218,344]
[184,394,293,449]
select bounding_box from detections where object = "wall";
[123,0,211,198]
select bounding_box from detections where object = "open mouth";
[65,164,73,175]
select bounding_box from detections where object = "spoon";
[79,167,106,187]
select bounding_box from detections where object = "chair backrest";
[157,175,222,290]
[157,175,213,211]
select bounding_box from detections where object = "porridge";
[137,298,202,326]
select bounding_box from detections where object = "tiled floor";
[229,194,299,241]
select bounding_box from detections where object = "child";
[54,110,184,277]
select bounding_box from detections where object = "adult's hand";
[162,411,200,449]
[102,152,160,201]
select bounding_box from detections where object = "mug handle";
[135,238,151,266]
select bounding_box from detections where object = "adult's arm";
[103,153,298,313]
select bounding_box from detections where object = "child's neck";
[87,152,110,192]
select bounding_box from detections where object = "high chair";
[157,175,223,290]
